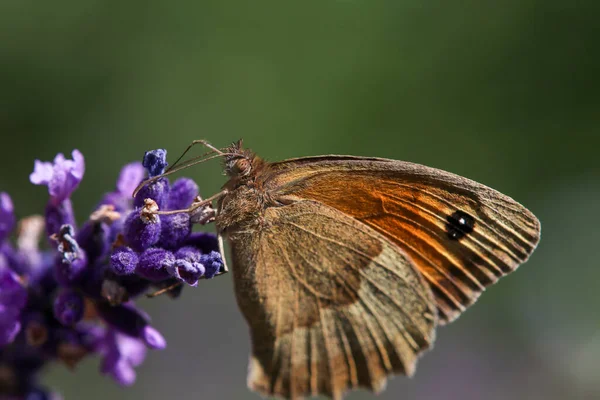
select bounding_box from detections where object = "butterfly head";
[223,139,261,180]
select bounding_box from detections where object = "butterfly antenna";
[166,140,224,173]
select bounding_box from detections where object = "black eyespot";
[446,210,475,240]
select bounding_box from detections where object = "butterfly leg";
[146,281,183,298]
[218,233,229,273]
[154,190,228,216]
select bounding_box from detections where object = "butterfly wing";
[263,156,541,324]
[229,200,436,400]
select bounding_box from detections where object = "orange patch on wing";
[284,171,537,323]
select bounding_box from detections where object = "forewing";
[230,200,436,400]
[264,156,541,324]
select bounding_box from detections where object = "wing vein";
[286,220,435,305]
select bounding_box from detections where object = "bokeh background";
[1,1,598,399]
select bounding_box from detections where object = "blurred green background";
[1,1,598,399]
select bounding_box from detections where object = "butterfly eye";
[233,158,251,176]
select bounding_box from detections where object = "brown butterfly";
[149,140,541,400]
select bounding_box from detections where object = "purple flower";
[200,250,224,279]
[0,192,15,242]
[158,213,191,249]
[123,209,161,251]
[136,248,174,281]
[53,251,88,286]
[133,150,171,209]
[0,265,27,310]
[133,178,170,210]
[110,247,139,276]
[53,289,85,326]
[142,149,168,178]
[167,259,205,286]
[166,246,206,286]
[1,147,223,398]
[99,329,147,386]
[99,162,145,213]
[96,302,166,349]
[44,200,76,238]
[0,266,27,346]
[76,220,111,264]
[116,162,146,197]
[30,150,85,205]
[30,150,84,237]
[142,325,167,349]
[168,178,199,210]
[0,306,22,346]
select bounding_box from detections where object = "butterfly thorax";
[217,147,277,238]
[216,184,265,236]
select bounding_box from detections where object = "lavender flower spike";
[1,147,223,398]
[30,150,85,205]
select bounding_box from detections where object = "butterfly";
[153,140,540,400]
